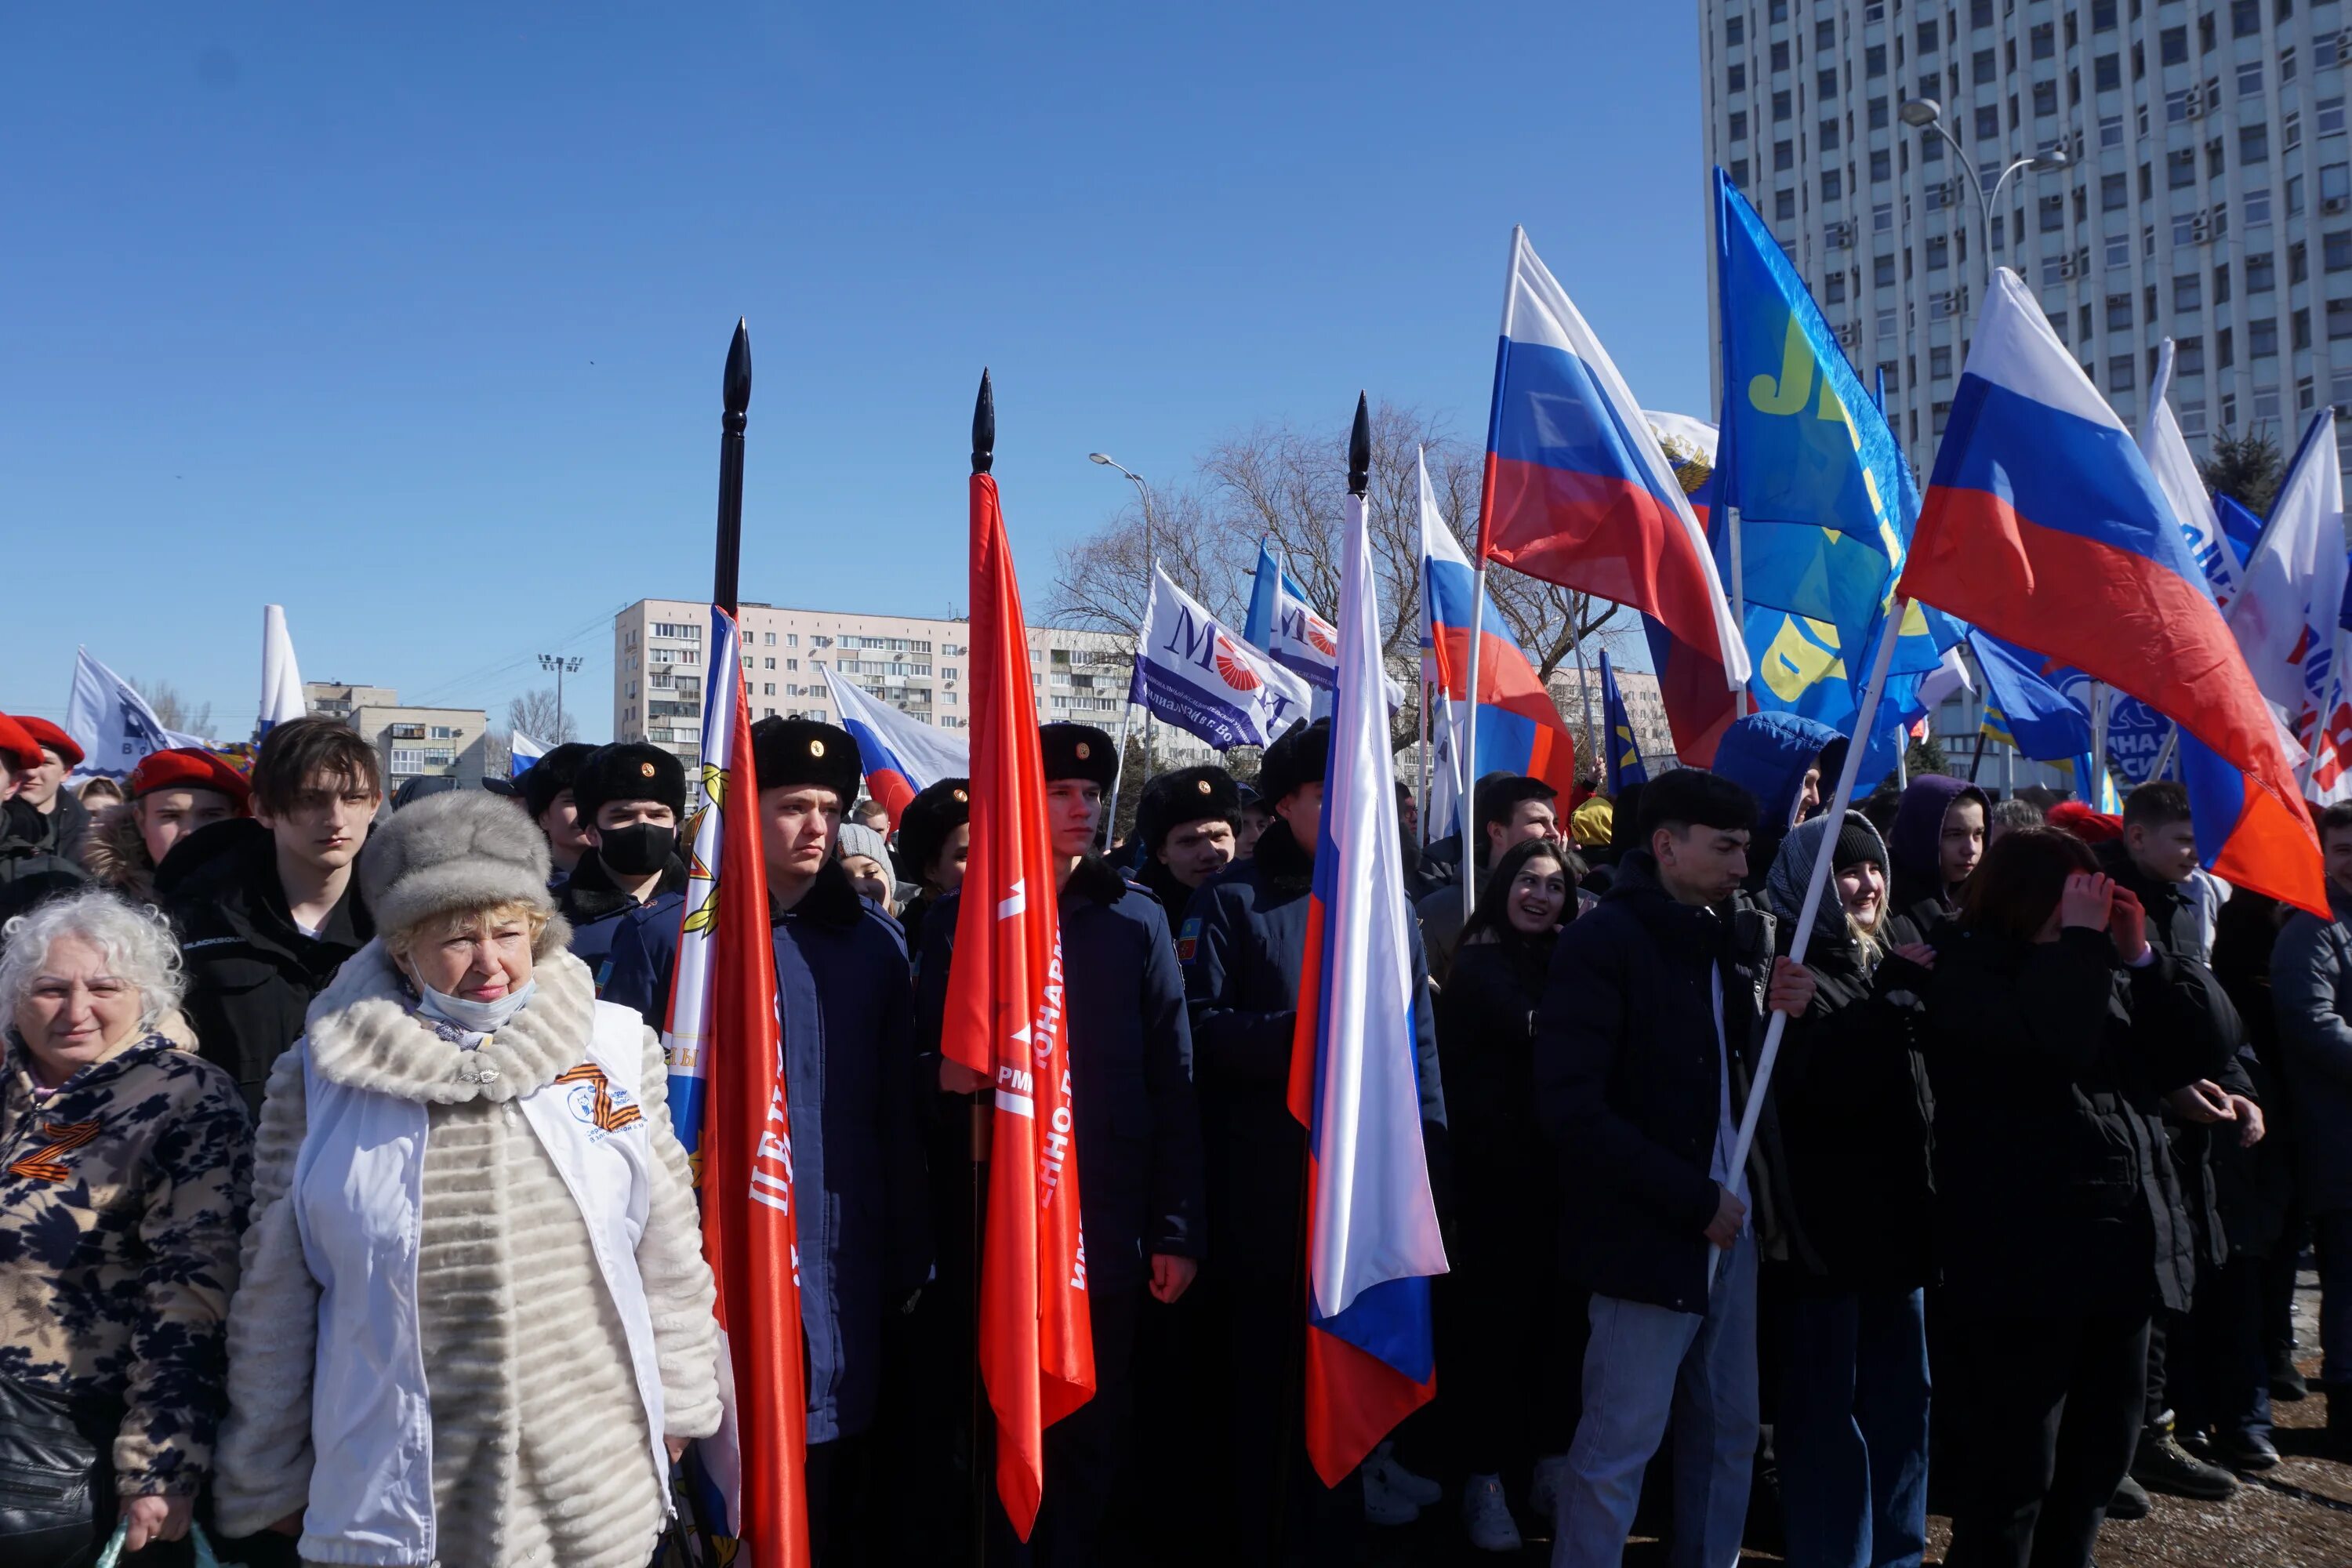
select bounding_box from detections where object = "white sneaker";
[1529,1452,1570,1524]
[1360,1445,1426,1526]
[1461,1474,1523,1552]
[1367,1439,1443,1505]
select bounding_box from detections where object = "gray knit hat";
[360,789,559,946]
[837,822,894,877]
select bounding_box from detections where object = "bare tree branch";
[131,678,214,738]
[506,688,579,746]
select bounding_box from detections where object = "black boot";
[2132,1417,2240,1500]
[2324,1385,2352,1460]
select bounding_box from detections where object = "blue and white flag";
[510,729,548,779]
[2228,408,2346,770]
[259,604,306,738]
[2143,343,2245,612]
[1131,566,1311,749]
[64,648,216,782]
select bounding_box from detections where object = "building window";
[2106,234,2132,267]
[1865,45,1886,78]
[1871,147,1893,183]
[1775,187,1797,220]
[2241,124,2270,165]
[1820,116,1840,153]
[1731,158,1751,186]
[1730,110,1748,141]
[2250,318,2280,358]
[2232,0,2261,37]
[2247,251,2276,292]
[1868,96,1889,129]
[1822,169,1843,200]
[2329,300,2352,339]
[2034,79,2060,117]
[2176,337,2206,376]
[1776,139,1795,171]
[2245,187,2273,226]
[1931,345,1954,379]
[2041,193,2066,232]
[2094,54,2121,93]
[1826,273,1847,303]
[2325,230,2352,271]
[1726,13,1744,45]
[1819,66,1839,100]
[1773,89,1792,122]
[1874,253,1898,287]
[2238,60,2266,96]
[2178,399,2208,437]
[1815,18,1835,49]
[2031,22,2056,60]
[2325,163,2352,212]
[1877,310,1900,339]
[2323,100,2349,138]
[2101,172,2128,211]
[2159,25,2189,64]
[428,724,459,739]
[1770,40,1789,71]
[1927,236,1950,270]
[1873,201,1894,232]
[2107,293,2134,332]
[2100,113,2125,149]
[2109,355,2136,393]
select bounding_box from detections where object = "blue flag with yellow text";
[1598,652,1647,793]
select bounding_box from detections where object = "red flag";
[941,467,1097,1540]
[691,608,811,1566]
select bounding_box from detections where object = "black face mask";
[597,822,676,879]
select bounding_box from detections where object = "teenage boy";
[1182,717,1449,1545]
[0,714,88,931]
[165,717,381,1112]
[1131,764,1241,918]
[557,742,689,996]
[6,714,93,860]
[920,724,1205,1563]
[604,717,927,1556]
[1534,768,1816,1568]
[518,740,597,887]
[85,748,252,906]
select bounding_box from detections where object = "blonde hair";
[384,899,557,964]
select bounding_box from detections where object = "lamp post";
[1088,452,1156,786]
[1898,96,2070,291]
[539,652,583,743]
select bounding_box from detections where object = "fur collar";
[85,802,158,906]
[1062,855,1130,909]
[300,939,597,1104]
[773,858,866,931]
[1250,818,1314,896]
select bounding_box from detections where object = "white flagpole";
[1417,664,1433,848]
[1708,600,1909,1288]
[1461,572,1489,924]
[1729,506,1749,717]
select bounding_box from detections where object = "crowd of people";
[0,699,2344,1568]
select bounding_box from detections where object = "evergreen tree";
[2199,426,2285,516]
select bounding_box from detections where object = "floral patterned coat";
[0,1033,252,1494]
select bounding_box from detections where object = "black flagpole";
[714,319,753,617]
[968,367,995,1568]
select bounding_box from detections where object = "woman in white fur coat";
[211,789,720,1568]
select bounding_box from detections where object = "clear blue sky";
[0,4,1712,742]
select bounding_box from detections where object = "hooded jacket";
[159,818,375,1115]
[1760,815,1936,1294]
[84,800,162,906]
[1531,849,1789,1312]
[604,857,929,1443]
[1885,774,1989,932]
[1710,713,1839,892]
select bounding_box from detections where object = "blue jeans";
[1775,1287,1931,1568]
[1553,1225,1759,1568]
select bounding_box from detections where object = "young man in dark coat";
[1181,717,1450,1552]
[604,716,927,1555]
[556,741,689,998]
[2095,780,2270,1489]
[517,739,597,888]
[893,775,971,954]
[1532,767,1816,1568]
[6,714,93,863]
[164,717,380,1113]
[2271,800,2352,1456]
[917,723,1207,1564]
[1131,764,1240,919]
[1414,774,1559,984]
[1885,773,1990,934]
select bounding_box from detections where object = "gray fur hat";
[360,789,560,947]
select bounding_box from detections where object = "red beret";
[2048,799,2125,844]
[0,714,38,773]
[10,716,83,770]
[127,748,252,809]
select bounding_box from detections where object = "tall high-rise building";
[1700,0,2352,481]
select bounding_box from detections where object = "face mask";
[597,822,677,880]
[412,975,536,1036]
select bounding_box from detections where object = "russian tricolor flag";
[1477,227,1749,688]
[1286,448,1449,1487]
[822,669,969,828]
[1900,269,2327,914]
[1419,449,1578,800]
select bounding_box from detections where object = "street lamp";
[1898,96,2070,289]
[538,652,583,744]
[1088,451,1156,784]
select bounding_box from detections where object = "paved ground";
[1363,1265,2347,1566]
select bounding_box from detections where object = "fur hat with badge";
[1138,765,1242,852]
[1252,718,1330,808]
[571,742,686,822]
[896,778,971,885]
[359,789,567,954]
[519,741,598,819]
[1038,724,1119,790]
[750,717,862,802]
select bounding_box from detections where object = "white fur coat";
[211,942,720,1567]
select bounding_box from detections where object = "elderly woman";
[212,791,719,1568]
[0,891,250,1565]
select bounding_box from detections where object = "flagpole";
[2090,683,2112,803]
[1708,600,1909,1288]
[1461,576,1487,924]
[713,320,751,618]
[967,369,996,1566]
[1571,618,1595,774]
[1105,697,1136,854]
[1729,506,1749,717]
[1416,666,1432,848]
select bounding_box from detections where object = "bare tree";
[506,688,579,746]
[482,728,514,779]
[132,678,214,738]
[1048,484,1243,634]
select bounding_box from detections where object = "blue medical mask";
[412,975,536,1036]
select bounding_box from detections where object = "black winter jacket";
[160,818,372,1113]
[918,858,1207,1292]
[0,797,90,940]
[1923,924,2230,1317]
[1181,819,1447,1286]
[1437,929,1561,1250]
[1531,850,1782,1313]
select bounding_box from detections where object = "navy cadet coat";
[606,858,931,1444]
[915,856,1206,1294]
[557,848,688,998]
[1178,818,1448,1287]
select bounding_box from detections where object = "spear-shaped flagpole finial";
[973,368,995,476]
[1348,391,1370,498]
[713,318,753,615]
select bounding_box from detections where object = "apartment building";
[1700,0,2352,480]
[1546,661,1681,770]
[303,681,489,786]
[612,599,1210,770]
